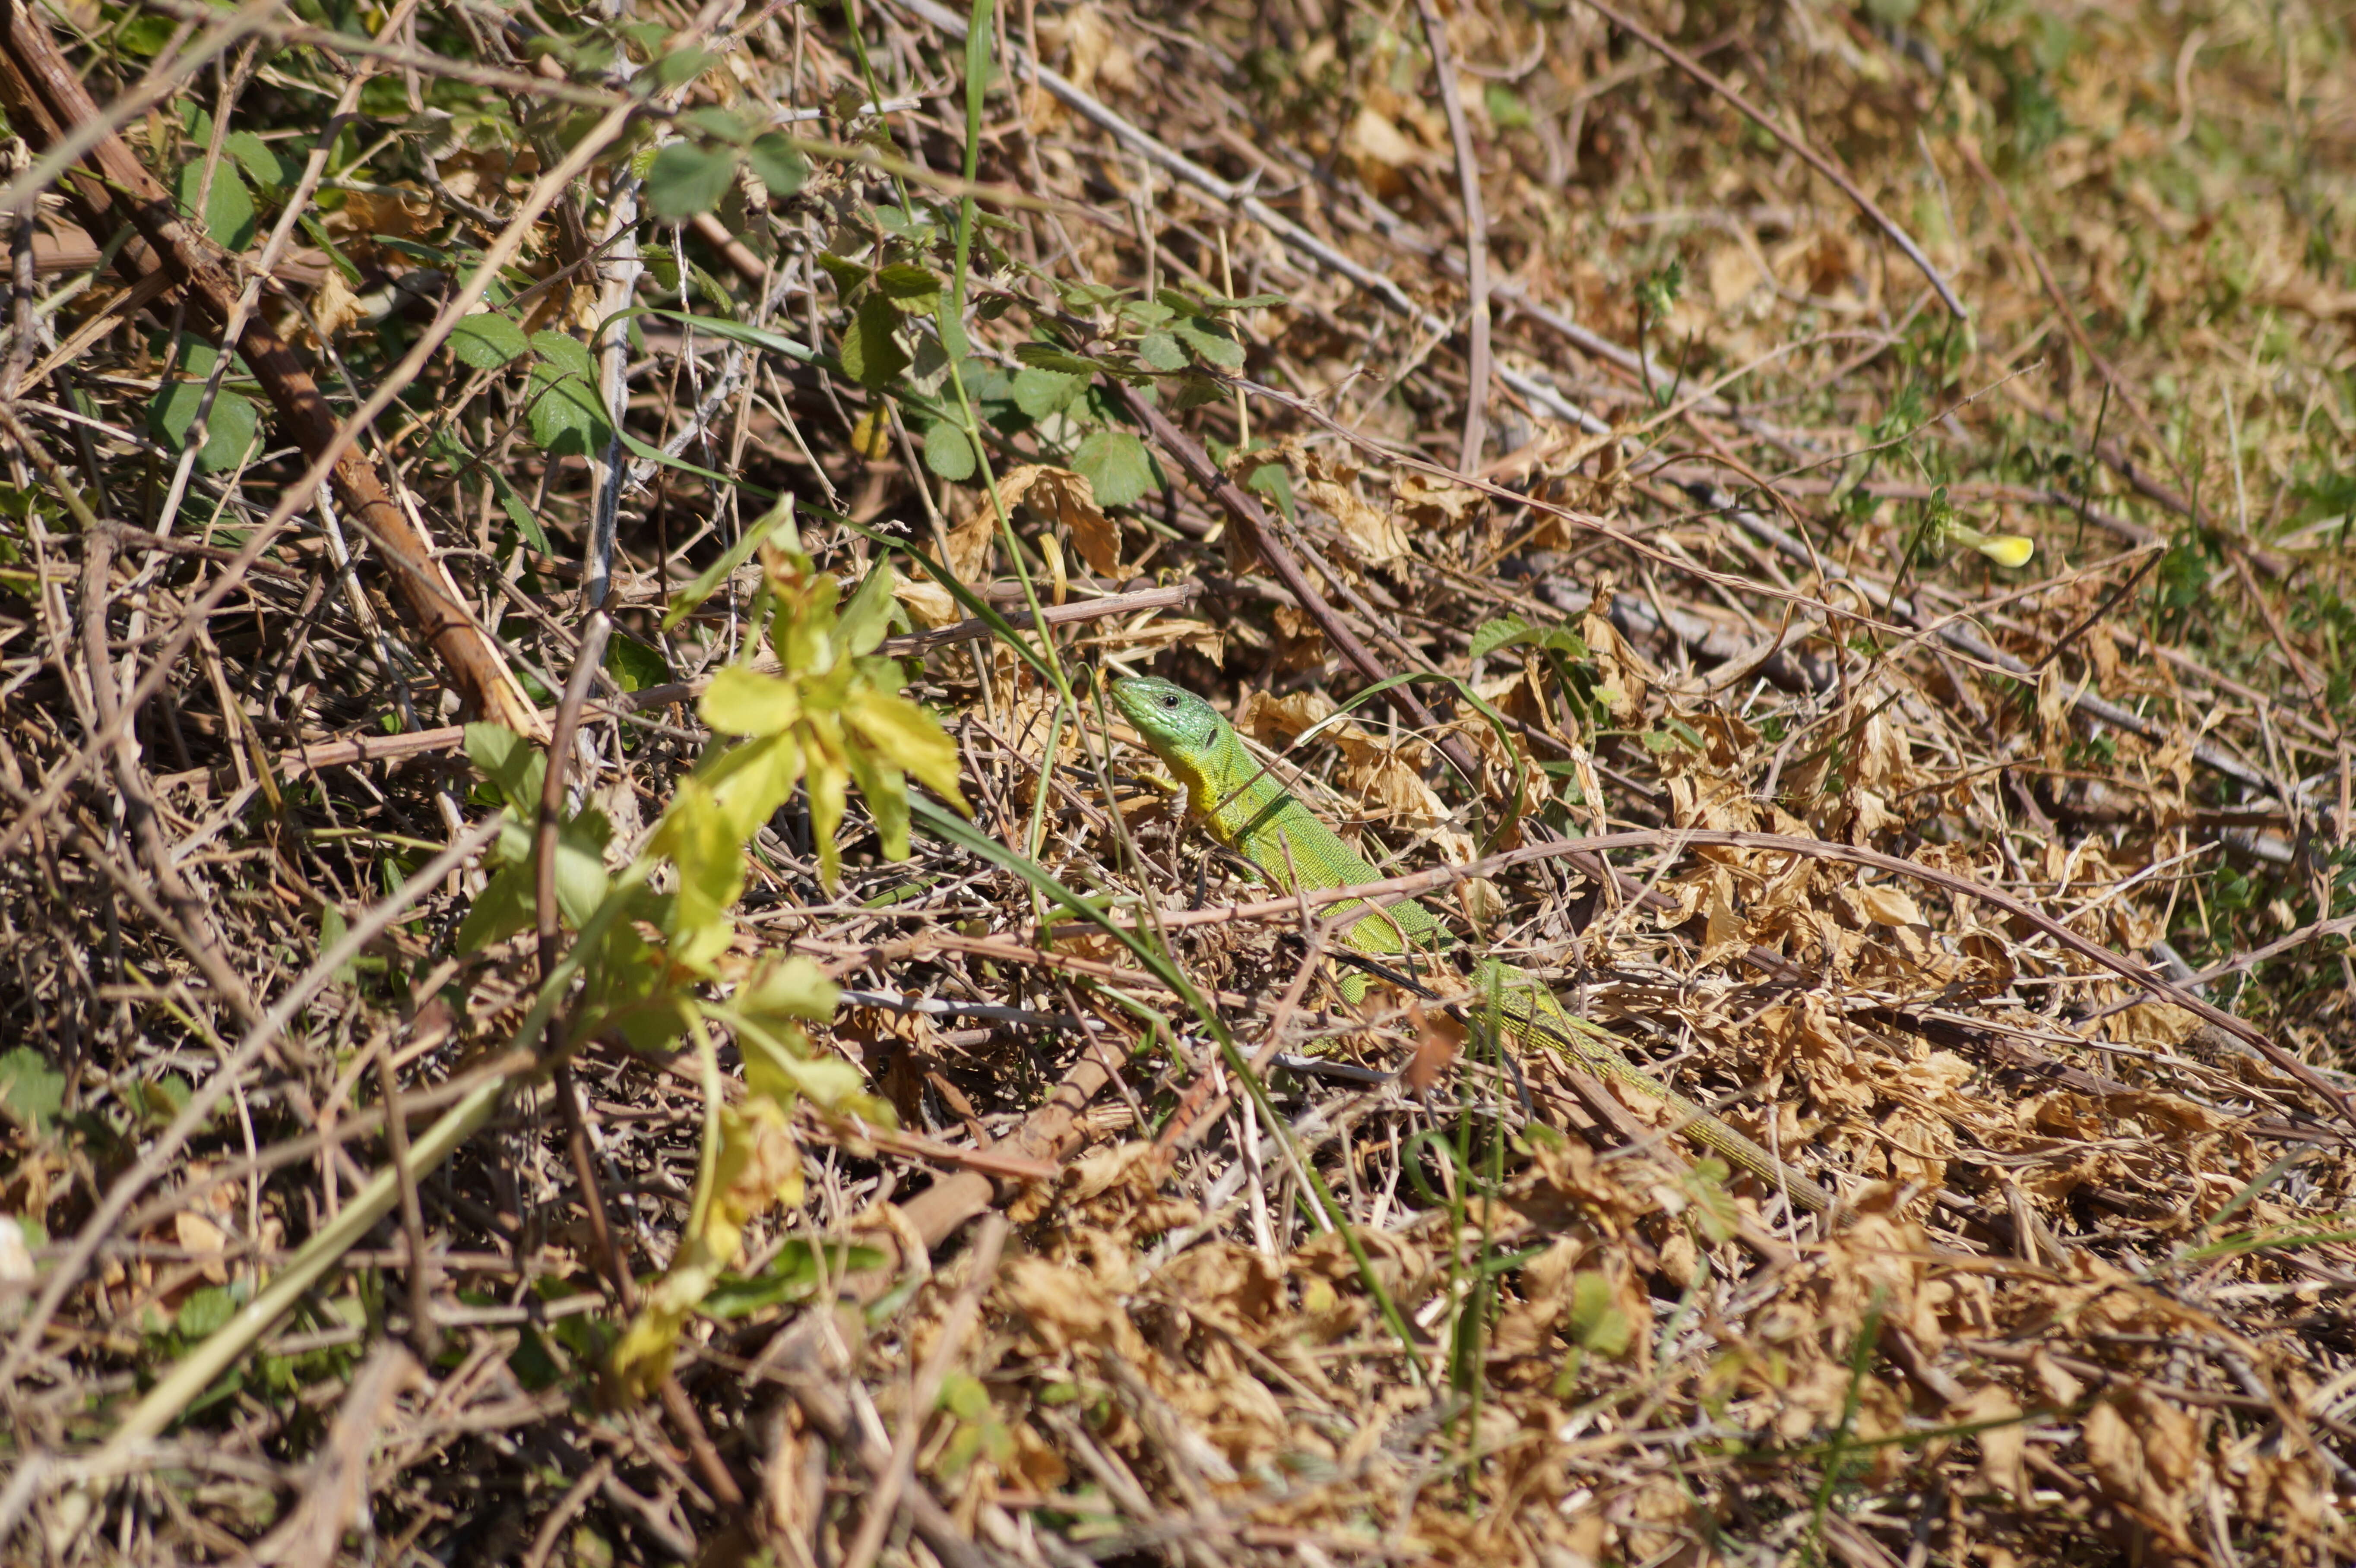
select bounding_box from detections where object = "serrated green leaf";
[838,292,908,389]
[1012,342,1105,375]
[875,261,941,314]
[746,133,809,197]
[448,313,530,369]
[645,140,738,220]
[922,418,975,480]
[1469,614,1539,661]
[1071,428,1155,509]
[1061,280,1126,310]
[1168,372,1226,411]
[1010,364,1086,419]
[1135,331,1186,371]
[1173,315,1245,369]
[174,1283,243,1342]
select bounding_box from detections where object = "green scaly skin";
[1111,675,1836,1216]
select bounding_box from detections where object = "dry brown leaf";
[1400,1000,1463,1097]
[891,576,960,627]
[998,463,1123,577]
[1235,687,1336,748]
[1854,884,1923,926]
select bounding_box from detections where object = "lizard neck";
[1168,723,1293,853]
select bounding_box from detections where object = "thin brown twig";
[1415,0,1490,473]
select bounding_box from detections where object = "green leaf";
[700,1242,884,1319]
[838,293,908,389]
[1568,1271,1631,1359]
[738,955,841,1023]
[701,728,806,842]
[1135,331,1186,372]
[649,775,746,970]
[1469,613,1538,662]
[320,905,356,985]
[149,379,261,473]
[681,106,752,144]
[1010,365,1086,419]
[174,1283,244,1342]
[814,252,868,292]
[604,632,670,693]
[488,467,551,554]
[644,140,738,221]
[201,392,260,472]
[133,1075,191,1129]
[653,45,717,89]
[702,666,801,737]
[844,687,967,806]
[736,1015,871,1111]
[224,130,288,191]
[176,158,254,250]
[846,746,912,860]
[922,418,975,481]
[465,721,545,807]
[525,330,612,456]
[746,133,809,196]
[0,1047,65,1133]
[1071,429,1154,509]
[1243,460,1294,524]
[664,495,796,631]
[875,262,942,315]
[1173,315,1244,370]
[1013,342,1107,375]
[636,307,816,363]
[1484,83,1533,130]
[1168,372,1226,411]
[448,313,530,370]
[839,563,898,657]
[457,861,534,952]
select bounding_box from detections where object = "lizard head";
[1109,676,1225,761]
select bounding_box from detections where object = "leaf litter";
[0,0,2352,1564]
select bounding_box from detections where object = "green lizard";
[1110,674,1836,1216]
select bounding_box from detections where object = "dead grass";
[0,0,2352,1563]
